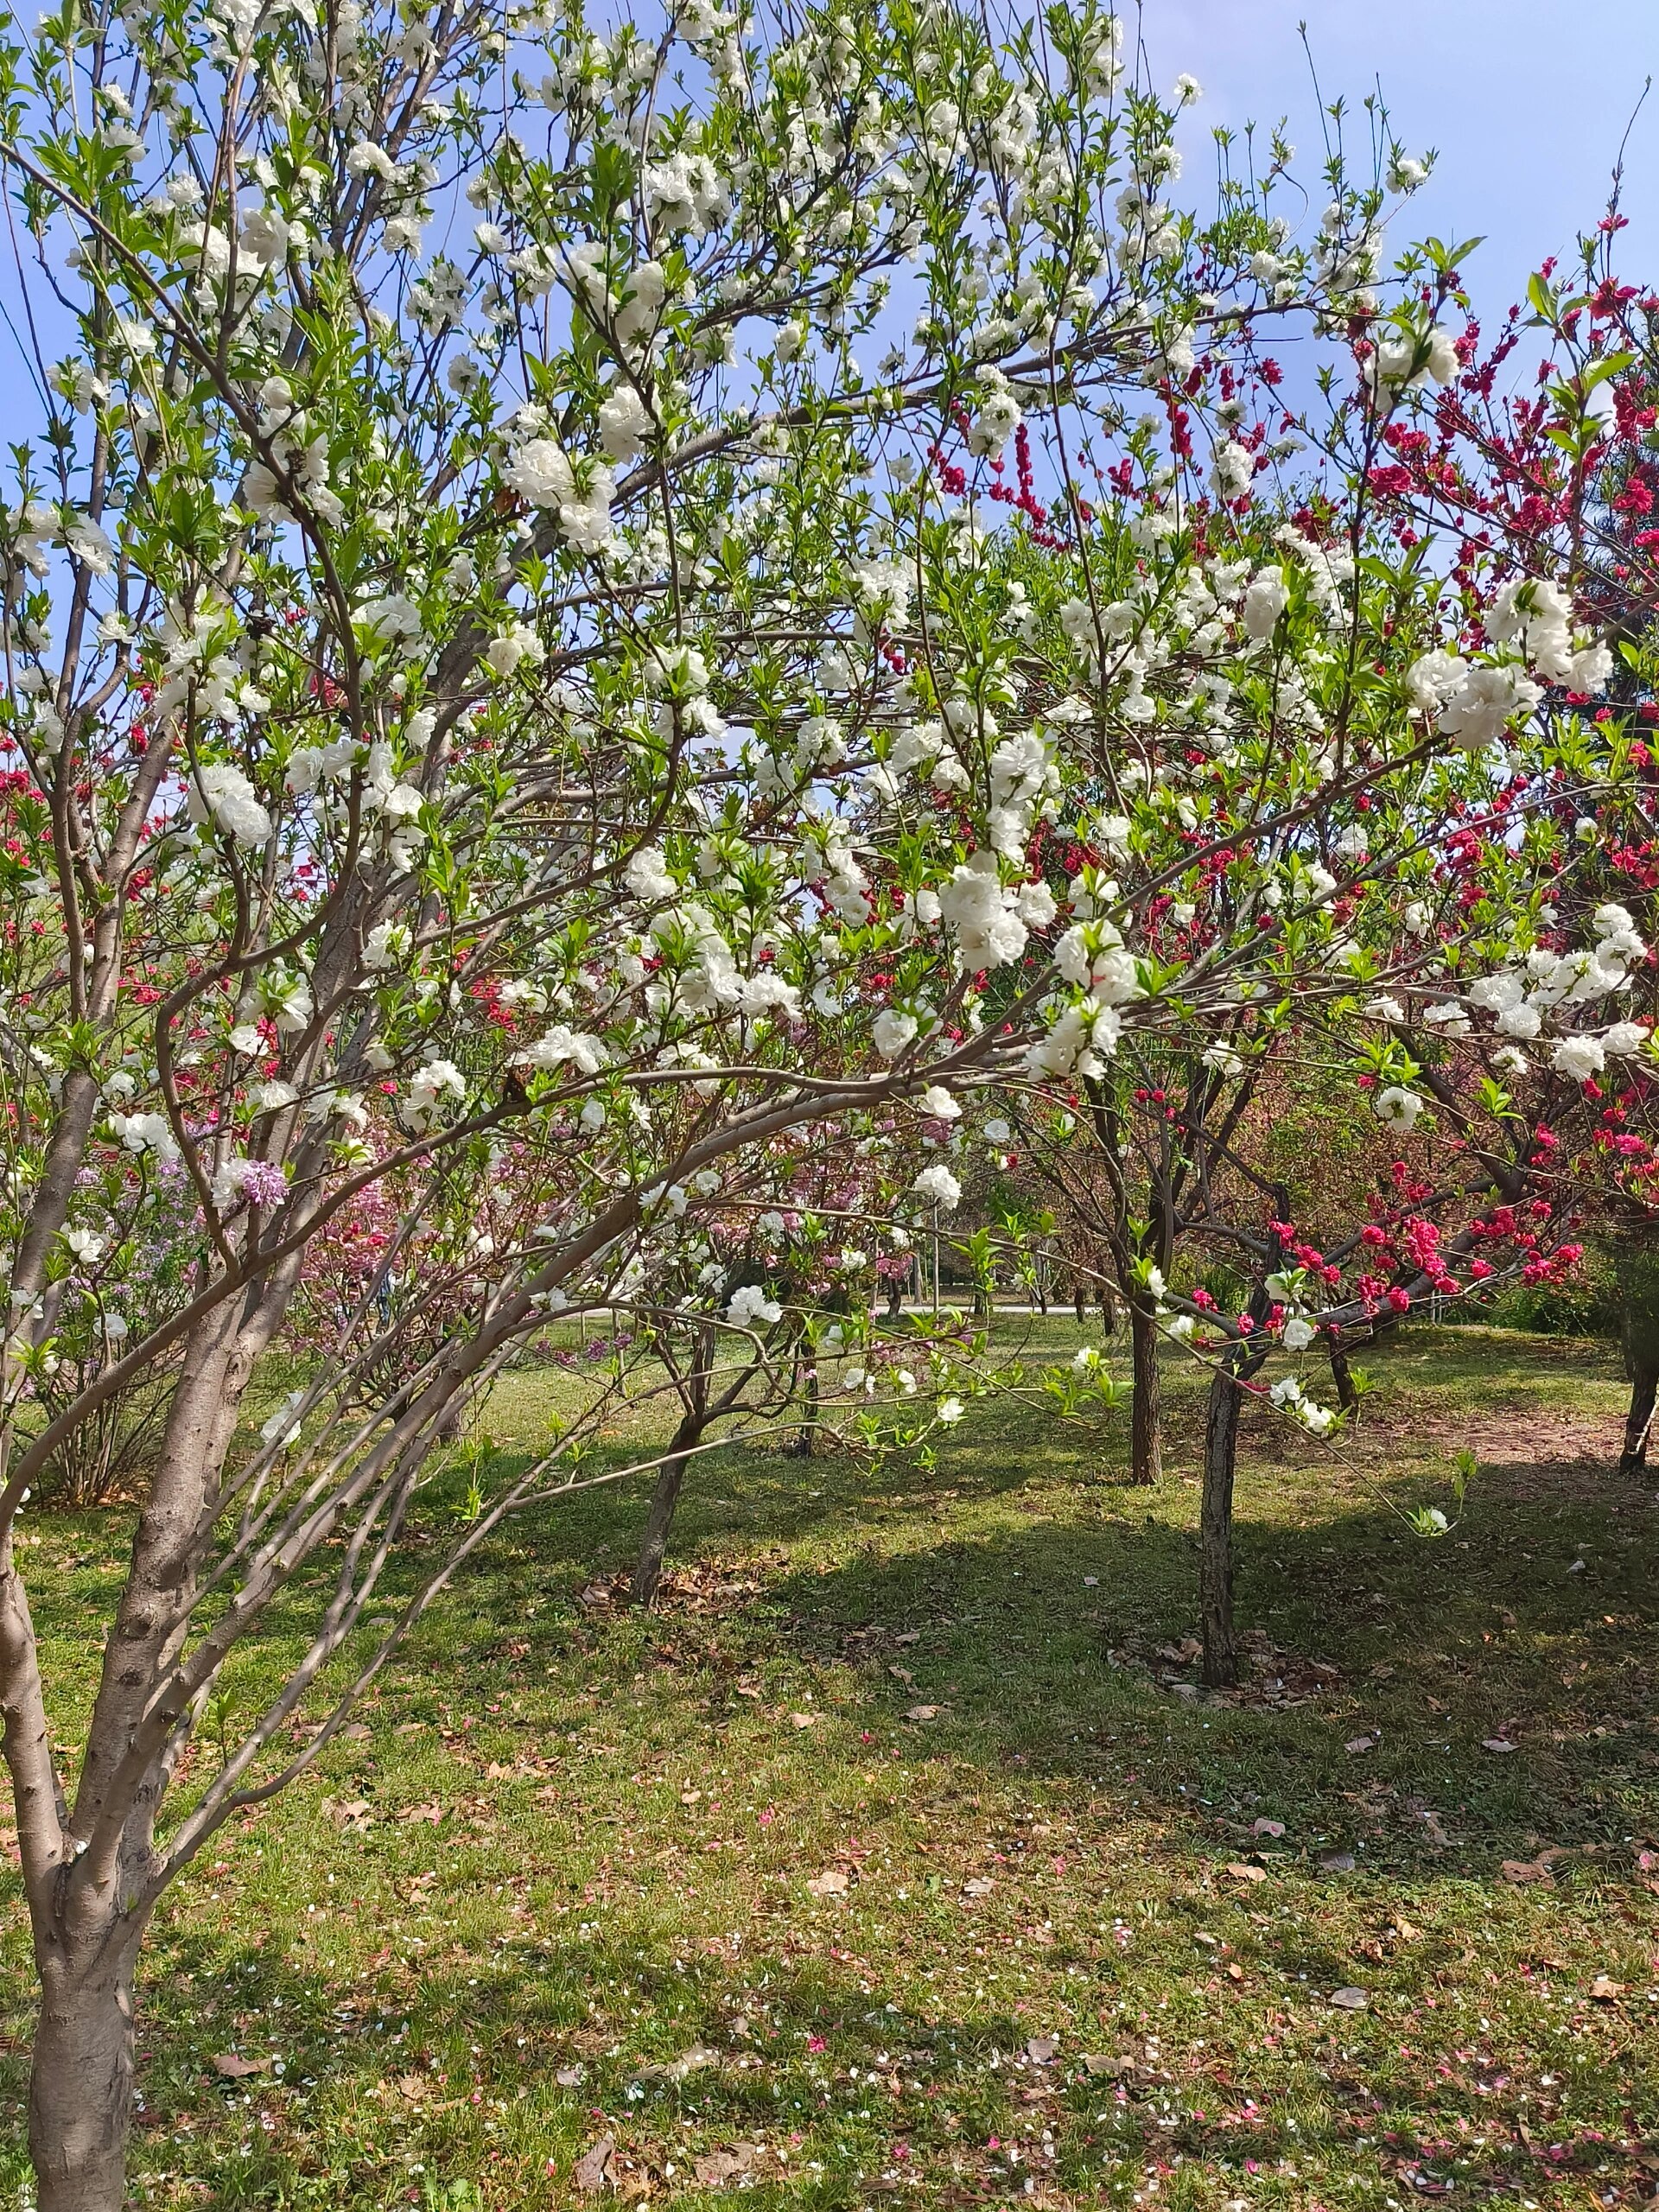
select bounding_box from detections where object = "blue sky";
[1155,0,1659,318]
[6,6,1656,441]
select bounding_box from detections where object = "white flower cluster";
[643,149,730,237]
[967,378,1021,460]
[1488,579,1611,691]
[514,1025,609,1076]
[938,852,1046,969]
[1269,1375,1335,1435]
[1366,323,1459,397]
[406,1058,467,1125]
[1406,579,1610,753]
[1024,1001,1122,1080]
[727,1283,781,1328]
[503,433,615,553]
[597,383,653,462]
[187,763,271,846]
[912,1163,962,1210]
[624,845,678,902]
[1051,918,1142,1004]
[111,1111,180,1163]
[562,245,667,355]
[1465,904,1648,1046]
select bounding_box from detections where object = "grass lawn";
[3,1321,1656,2209]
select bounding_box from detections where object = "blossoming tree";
[0,0,1473,2192]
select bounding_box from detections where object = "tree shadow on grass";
[756,1469,1659,1858]
[4,1439,1654,2206]
[41,1828,1654,2212]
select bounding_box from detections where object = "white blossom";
[1373,1085,1422,1130]
[727,1283,782,1328]
[1551,1034,1605,1082]
[912,1163,962,1210]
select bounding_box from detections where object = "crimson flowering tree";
[1323,221,1659,1465]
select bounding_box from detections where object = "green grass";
[3,1321,1656,2209]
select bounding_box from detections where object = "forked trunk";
[1200,1348,1263,1688]
[1128,1305,1162,1486]
[29,1939,143,2212]
[1621,1361,1658,1476]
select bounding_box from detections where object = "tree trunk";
[784,1363,820,1458]
[1073,1283,1086,1325]
[632,1427,698,1609]
[1128,1305,1162,1486]
[632,1324,714,1606]
[1620,1361,1658,1476]
[1199,1350,1263,1688]
[29,1941,143,2212]
[1328,1343,1358,1414]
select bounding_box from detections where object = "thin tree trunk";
[632,1424,699,1609]
[632,1322,715,1606]
[1129,1305,1162,1486]
[1073,1283,1086,1324]
[1328,1343,1358,1414]
[1199,1349,1264,1688]
[29,1940,143,2212]
[785,1363,820,1458]
[1620,1362,1658,1475]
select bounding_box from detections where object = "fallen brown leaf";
[659,2046,720,2082]
[573,2135,614,2193]
[1501,1857,1555,1887]
[321,1796,373,1833]
[1224,1861,1268,1884]
[692,2145,757,2184]
[210,2052,267,2079]
[1081,2051,1134,2077]
[807,1868,849,1897]
[1589,1974,1624,2002]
